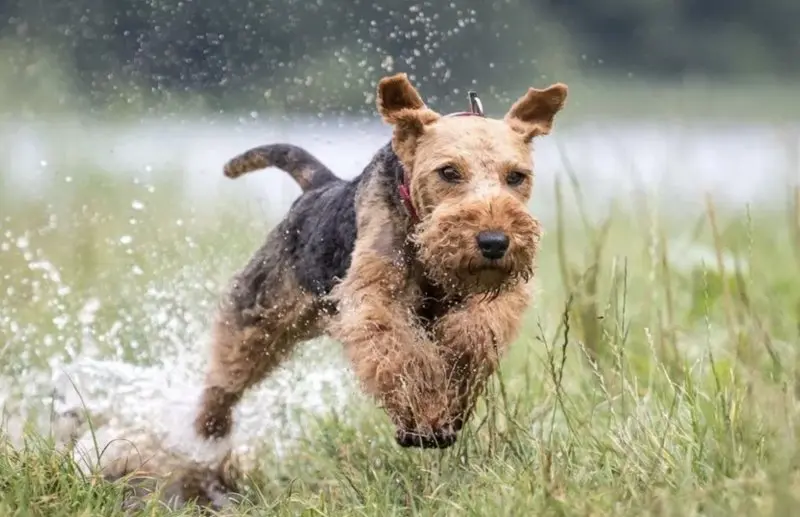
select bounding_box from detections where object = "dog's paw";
[395,425,457,449]
[194,412,233,440]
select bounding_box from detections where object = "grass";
[2,148,800,516]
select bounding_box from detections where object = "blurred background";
[2,0,799,115]
[1,0,798,217]
[1,0,800,486]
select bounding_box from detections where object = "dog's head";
[376,73,568,297]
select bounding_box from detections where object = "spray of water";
[0,189,360,476]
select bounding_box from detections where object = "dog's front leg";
[433,284,531,432]
[330,247,454,449]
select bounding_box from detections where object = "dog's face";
[376,73,568,296]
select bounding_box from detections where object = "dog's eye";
[506,171,527,186]
[437,166,462,183]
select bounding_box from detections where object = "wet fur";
[195,143,454,442]
[195,74,568,455]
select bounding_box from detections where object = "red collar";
[399,93,485,224]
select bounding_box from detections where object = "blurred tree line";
[0,0,797,112]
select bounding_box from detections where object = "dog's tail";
[223,143,339,192]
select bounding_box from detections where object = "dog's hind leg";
[194,260,322,440]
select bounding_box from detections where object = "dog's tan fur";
[328,75,566,438]
[195,73,567,446]
[120,72,569,508]
[195,272,325,439]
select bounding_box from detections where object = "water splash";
[3,316,357,473]
[0,221,359,474]
[48,337,357,471]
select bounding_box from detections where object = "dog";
[194,72,568,450]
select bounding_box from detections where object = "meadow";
[1,109,800,516]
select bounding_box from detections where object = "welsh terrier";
[195,72,568,450]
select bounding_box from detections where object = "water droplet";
[53,315,69,330]
[78,298,102,325]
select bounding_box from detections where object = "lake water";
[3,115,798,220]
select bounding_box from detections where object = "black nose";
[476,230,510,260]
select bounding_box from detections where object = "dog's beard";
[465,258,534,301]
[444,258,532,300]
[410,202,541,300]
[414,249,535,301]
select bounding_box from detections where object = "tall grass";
[2,153,800,516]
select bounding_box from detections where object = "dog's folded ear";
[377,73,440,126]
[377,73,440,162]
[504,83,568,142]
